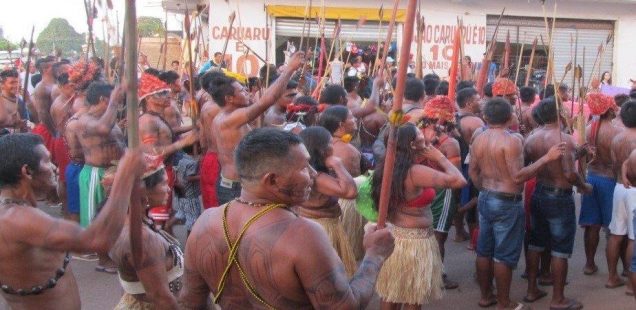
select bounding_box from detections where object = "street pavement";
[1,195,635,309]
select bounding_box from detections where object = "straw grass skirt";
[114,293,153,310]
[339,197,367,261]
[310,217,357,277]
[376,226,444,305]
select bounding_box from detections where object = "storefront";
[197,0,635,88]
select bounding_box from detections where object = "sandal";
[549,298,583,310]
[95,266,118,274]
[523,290,548,303]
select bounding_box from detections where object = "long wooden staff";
[570,32,578,118]
[370,5,384,77]
[376,0,400,78]
[298,0,311,53]
[503,30,511,74]
[524,37,537,87]
[161,11,168,70]
[447,21,461,101]
[124,0,142,268]
[415,11,424,79]
[545,2,563,142]
[221,12,237,68]
[377,0,417,229]
[586,43,603,90]
[476,8,505,96]
[184,13,199,125]
[21,26,34,103]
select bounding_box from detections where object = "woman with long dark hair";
[372,123,466,309]
[601,71,612,85]
[298,126,358,276]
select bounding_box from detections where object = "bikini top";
[405,187,436,208]
[118,219,184,295]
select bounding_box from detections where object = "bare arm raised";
[224,52,305,128]
[86,83,125,135]
[5,149,143,254]
[350,73,383,119]
[314,156,358,199]
[411,146,466,189]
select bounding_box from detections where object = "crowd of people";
[0,26,635,310]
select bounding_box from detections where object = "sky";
[0,0,183,43]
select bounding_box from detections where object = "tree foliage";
[36,18,84,57]
[0,38,18,52]
[138,16,165,38]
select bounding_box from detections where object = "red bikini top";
[405,188,436,208]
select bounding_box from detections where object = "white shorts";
[608,185,636,240]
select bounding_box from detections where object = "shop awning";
[266,5,406,23]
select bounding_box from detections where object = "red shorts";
[148,164,175,224]
[52,137,71,183]
[524,177,537,231]
[32,124,54,155]
[200,152,220,209]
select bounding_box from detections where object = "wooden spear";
[476,8,505,97]
[221,12,237,68]
[524,37,537,87]
[415,11,424,79]
[376,0,400,78]
[124,0,142,268]
[370,4,384,77]
[377,0,417,229]
[162,11,168,70]
[21,26,34,103]
[503,30,511,74]
[447,21,461,101]
[184,13,199,125]
[570,31,578,121]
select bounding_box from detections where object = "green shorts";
[431,188,457,233]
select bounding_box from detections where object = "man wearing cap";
[138,73,198,226]
[492,78,521,133]
[422,95,461,289]
[578,93,623,281]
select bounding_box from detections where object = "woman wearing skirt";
[372,123,466,309]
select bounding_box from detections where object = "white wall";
[208,0,635,86]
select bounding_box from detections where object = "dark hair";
[344,76,359,93]
[259,64,278,86]
[457,87,478,108]
[319,105,349,134]
[214,52,222,57]
[171,60,180,66]
[372,123,418,209]
[289,96,319,125]
[159,70,180,85]
[457,80,475,91]
[286,79,299,90]
[31,74,42,87]
[630,89,636,100]
[207,73,237,107]
[143,168,167,188]
[91,56,105,69]
[35,56,55,71]
[235,128,303,181]
[483,97,512,125]
[0,133,43,187]
[601,71,612,84]
[423,74,440,96]
[404,78,425,102]
[199,70,221,91]
[0,69,18,82]
[483,82,493,97]
[621,100,636,128]
[51,62,68,80]
[144,68,161,77]
[319,85,347,105]
[519,86,536,103]
[615,94,630,108]
[531,104,544,125]
[436,81,449,95]
[535,98,558,124]
[86,81,114,106]
[299,126,332,173]
[541,84,555,100]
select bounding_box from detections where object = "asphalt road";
[2,195,636,309]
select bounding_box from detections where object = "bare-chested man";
[470,98,565,309]
[31,56,58,153]
[344,76,363,109]
[263,80,299,127]
[519,86,539,136]
[138,73,197,226]
[178,128,395,309]
[49,62,74,216]
[454,87,485,242]
[577,93,622,279]
[0,69,28,134]
[608,100,636,295]
[0,133,142,310]
[76,82,126,228]
[524,98,591,310]
[401,77,426,123]
[198,71,222,209]
[209,51,304,205]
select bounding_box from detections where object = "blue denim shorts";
[580,173,616,227]
[529,184,576,258]
[476,190,525,268]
